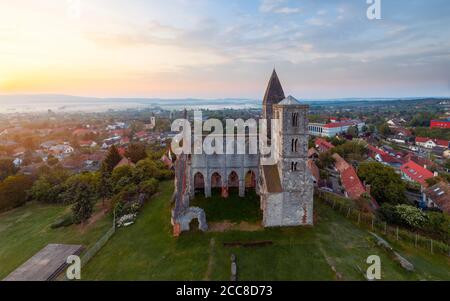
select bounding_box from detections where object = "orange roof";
[315,138,334,150]
[332,153,351,173]
[340,166,367,200]
[307,159,320,182]
[400,160,434,185]
[415,137,449,147]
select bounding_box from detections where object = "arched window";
[292,138,298,152]
[291,112,299,127]
[291,162,298,171]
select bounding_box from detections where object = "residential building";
[415,137,449,149]
[400,160,435,186]
[315,138,334,153]
[423,182,450,214]
[430,119,450,129]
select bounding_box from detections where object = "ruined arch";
[193,172,205,195]
[228,170,239,188]
[245,170,257,189]
[211,171,223,189]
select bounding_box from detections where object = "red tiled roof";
[307,159,320,182]
[72,128,91,136]
[368,145,402,164]
[415,137,449,147]
[120,137,130,144]
[424,182,450,214]
[315,138,334,150]
[79,140,93,146]
[331,153,351,173]
[400,160,434,185]
[323,121,357,128]
[340,166,367,200]
[135,131,148,138]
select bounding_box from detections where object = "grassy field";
[82,181,450,281]
[0,202,112,280]
[191,188,262,223]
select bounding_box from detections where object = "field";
[1,180,448,280]
[81,181,450,281]
[0,202,111,280]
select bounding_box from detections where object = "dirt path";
[208,221,262,232]
[77,200,111,233]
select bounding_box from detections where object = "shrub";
[394,204,427,228]
[0,175,34,212]
[139,178,159,197]
[51,214,74,229]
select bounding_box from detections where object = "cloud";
[259,0,301,14]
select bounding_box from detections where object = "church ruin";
[171,70,314,235]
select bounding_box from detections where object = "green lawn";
[191,188,262,223]
[0,202,112,280]
[82,181,450,280]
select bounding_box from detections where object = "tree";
[347,126,359,137]
[378,123,392,136]
[29,166,71,203]
[133,157,173,182]
[61,172,100,204]
[47,154,59,166]
[103,145,122,172]
[0,175,34,212]
[361,125,369,134]
[358,162,407,204]
[125,143,147,164]
[0,159,18,181]
[445,159,450,170]
[71,182,96,224]
[111,165,135,193]
[99,162,113,208]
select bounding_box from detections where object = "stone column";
[239,180,245,197]
[205,180,211,198]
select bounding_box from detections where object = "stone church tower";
[262,69,285,138]
[259,92,314,227]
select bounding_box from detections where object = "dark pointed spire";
[263,69,285,107]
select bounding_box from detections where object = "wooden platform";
[3,244,83,281]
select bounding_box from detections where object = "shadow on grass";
[191,188,262,223]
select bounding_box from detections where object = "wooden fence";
[318,191,450,257]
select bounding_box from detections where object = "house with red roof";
[307,159,320,186]
[400,160,435,187]
[135,131,149,141]
[72,128,95,137]
[331,153,378,211]
[415,137,449,149]
[367,145,403,167]
[315,138,334,153]
[120,137,130,145]
[423,182,450,214]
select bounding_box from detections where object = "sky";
[0,0,449,99]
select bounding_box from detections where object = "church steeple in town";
[262,69,286,138]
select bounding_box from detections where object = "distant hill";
[0,94,448,113]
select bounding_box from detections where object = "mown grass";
[82,181,450,280]
[191,188,262,223]
[0,202,111,280]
